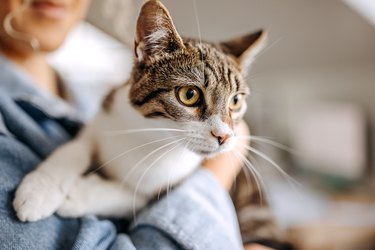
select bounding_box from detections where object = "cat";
[13,0,267,222]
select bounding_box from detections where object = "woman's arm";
[0,133,243,250]
[119,121,250,249]
[0,94,248,250]
[124,168,244,250]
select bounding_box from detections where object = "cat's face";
[129,0,266,156]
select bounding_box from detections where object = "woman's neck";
[2,49,59,97]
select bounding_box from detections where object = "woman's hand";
[203,122,276,250]
[202,120,249,190]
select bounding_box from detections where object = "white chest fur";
[92,86,203,197]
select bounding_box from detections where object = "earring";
[3,0,40,51]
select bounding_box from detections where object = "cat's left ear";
[220,30,267,74]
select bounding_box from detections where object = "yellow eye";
[229,94,244,111]
[176,86,201,106]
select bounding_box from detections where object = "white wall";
[245,63,375,179]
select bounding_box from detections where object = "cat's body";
[13,0,267,222]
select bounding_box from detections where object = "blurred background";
[49,0,375,249]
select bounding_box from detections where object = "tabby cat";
[13,0,268,224]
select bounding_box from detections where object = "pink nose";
[211,131,231,145]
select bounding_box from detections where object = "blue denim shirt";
[0,55,243,250]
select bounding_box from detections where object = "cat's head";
[129,0,266,156]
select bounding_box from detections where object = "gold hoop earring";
[3,0,40,51]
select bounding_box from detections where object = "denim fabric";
[0,55,242,249]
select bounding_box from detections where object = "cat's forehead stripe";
[128,38,246,121]
[204,62,220,82]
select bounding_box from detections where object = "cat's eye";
[176,86,201,106]
[229,94,244,111]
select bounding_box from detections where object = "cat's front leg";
[13,136,93,222]
[57,174,148,218]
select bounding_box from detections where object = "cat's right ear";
[220,30,267,75]
[135,0,185,62]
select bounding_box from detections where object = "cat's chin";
[194,145,233,159]
[196,150,219,158]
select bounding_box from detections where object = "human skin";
[0,1,261,248]
[0,0,249,192]
[0,0,90,95]
[202,120,250,191]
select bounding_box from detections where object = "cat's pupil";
[186,89,195,100]
[233,95,238,104]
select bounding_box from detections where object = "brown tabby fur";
[105,0,285,245]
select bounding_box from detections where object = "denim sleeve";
[0,134,242,250]
[124,169,243,250]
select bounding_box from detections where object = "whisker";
[254,36,284,62]
[163,137,191,213]
[124,138,186,182]
[234,151,265,206]
[244,70,271,82]
[132,140,184,220]
[89,135,182,175]
[192,0,206,91]
[238,135,300,156]
[162,138,188,198]
[238,155,255,197]
[248,153,263,183]
[192,0,202,44]
[240,143,301,187]
[104,128,188,136]
[227,150,238,191]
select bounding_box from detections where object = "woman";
[0,0,272,249]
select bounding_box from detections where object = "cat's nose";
[211,130,231,145]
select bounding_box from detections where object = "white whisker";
[163,137,191,212]
[132,140,184,220]
[124,138,186,182]
[238,135,299,156]
[234,151,265,205]
[103,128,188,136]
[192,0,206,88]
[192,0,202,47]
[235,152,254,195]
[241,143,301,187]
[89,135,182,175]
[254,36,284,62]
[227,150,238,191]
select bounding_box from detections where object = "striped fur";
[127,0,281,245]
[129,0,279,243]
[128,40,248,123]
[14,1,285,246]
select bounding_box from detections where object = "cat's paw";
[13,171,66,222]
